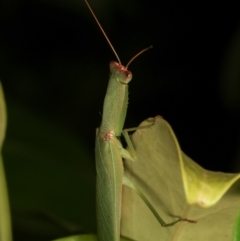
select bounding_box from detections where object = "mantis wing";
[95,131,124,241]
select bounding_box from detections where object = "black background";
[0,0,240,240]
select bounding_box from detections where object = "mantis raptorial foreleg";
[120,118,195,227]
[118,118,195,226]
[121,120,157,161]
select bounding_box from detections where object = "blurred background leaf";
[0,0,239,240]
[3,100,95,241]
[0,83,12,241]
[0,83,7,145]
[233,210,240,241]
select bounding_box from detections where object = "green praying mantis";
[84,1,193,240]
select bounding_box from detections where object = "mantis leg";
[122,117,158,160]
[123,176,195,227]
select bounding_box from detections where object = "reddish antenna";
[84,0,121,64]
[126,46,153,69]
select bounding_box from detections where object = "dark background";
[0,0,240,240]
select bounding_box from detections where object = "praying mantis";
[84,1,193,240]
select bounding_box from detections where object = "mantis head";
[110,61,133,84]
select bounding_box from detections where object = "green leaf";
[0,82,7,148]
[52,234,134,241]
[233,210,240,241]
[121,116,240,241]
[0,82,12,241]
[52,234,98,241]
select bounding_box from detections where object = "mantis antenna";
[84,0,152,68]
[126,45,153,69]
[84,0,121,64]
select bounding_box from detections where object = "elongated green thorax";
[99,61,132,137]
[96,61,132,241]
